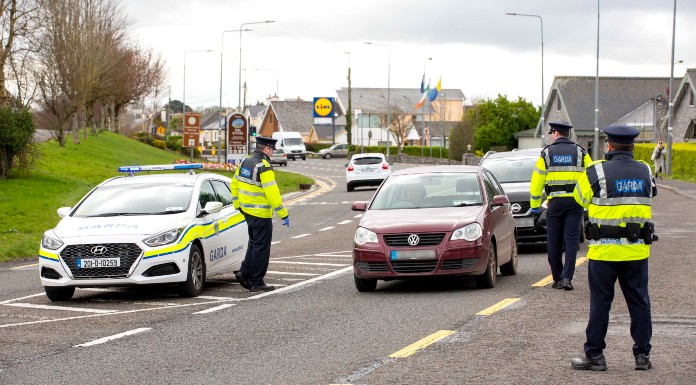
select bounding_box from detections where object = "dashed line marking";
[193,304,235,314]
[272,241,281,245]
[337,220,352,225]
[74,327,151,347]
[476,298,521,316]
[319,226,335,231]
[270,261,349,267]
[354,214,363,218]
[265,271,321,276]
[389,330,456,358]
[292,233,311,239]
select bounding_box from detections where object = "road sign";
[156,125,165,135]
[227,113,248,164]
[183,113,200,148]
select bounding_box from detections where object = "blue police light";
[118,164,204,173]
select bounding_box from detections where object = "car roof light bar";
[118,163,203,176]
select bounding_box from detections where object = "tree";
[0,107,35,178]
[378,104,411,154]
[469,94,539,153]
[448,117,474,161]
[0,0,39,107]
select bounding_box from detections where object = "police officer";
[530,122,592,290]
[571,125,656,371]
[231,136,290,292]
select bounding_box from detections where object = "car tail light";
[347,164,354,172]
[381,162,389,170]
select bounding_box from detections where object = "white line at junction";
[74,328,151,347]
[5,303,117,314]
[337,220,352,225]
[193,304,235,314]
[270,261,349,267]
[291,234,311,239]
[318,226,335,231]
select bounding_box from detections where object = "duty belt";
[585,222,658,244]
[545,184,576,194]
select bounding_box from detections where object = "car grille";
[356,261,389,273]
[390,260,437,274]
[383,233,445,247]
[512,201,531,214]
[441,258,478,270]
[60,243,142,278]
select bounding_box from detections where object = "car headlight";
[143,228,183,247]
[354,227,378,245]
[450,223,482,241]
[41,231,64,250]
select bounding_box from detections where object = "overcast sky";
[122,0,695,111]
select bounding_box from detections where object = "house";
[245,103,268,129]
[335,87,465,147]
[199,110,225,147]
[539,75,673,151]
[669,68,696,141]
[307,115,347,144]
[257,99,314,141]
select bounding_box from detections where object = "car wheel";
[500,236,518,276]
[354,274,377,292]
[325,153,332,159]
[178,244,204,298]
[347,183,354,192]
[44,286,75,301]
[302,155,306,160]
[291,157,296,161]
[475,243,497,289]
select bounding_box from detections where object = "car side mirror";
[491,195,509,207]
[344,163,349,168]
[57,207,72,218]
[351,201,369,211]
[200,201,223,216]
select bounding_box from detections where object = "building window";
[270,114,274,123]
[690,88,695,106]
[556,98,561,111]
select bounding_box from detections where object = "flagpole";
[429,89,433,158]
[439,91,444,159]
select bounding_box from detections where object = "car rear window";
[353,157,383,165]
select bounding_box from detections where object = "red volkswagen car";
[351,165,518,292]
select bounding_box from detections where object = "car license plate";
[514,217,535,228]
[390,249,436,261]
[361,167,375,173]
[77,258,120,268]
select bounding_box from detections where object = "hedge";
[635,142,696,175]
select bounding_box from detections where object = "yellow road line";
[476,298,521,316]
[285,175,334,205]
[389,330,455,358]
[532,256,589,287]
[12,263,38,269]
[575,256,588,266]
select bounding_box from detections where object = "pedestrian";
[651,139,666,180]
[571,125,658,371]
[231,136,290,292]
[530,122,592,290]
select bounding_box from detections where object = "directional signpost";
[227,113,248,165]
[183,113,200,162]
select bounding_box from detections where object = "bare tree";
[0,0,39,107]
[379,104,411,154]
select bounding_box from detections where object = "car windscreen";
[480,157,537,183]
[352,157,383,165]
[72,181,194,217]
[370,173,483,210]
[283,138,304,146]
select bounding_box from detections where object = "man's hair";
[555,130,570,137]
[257,144,273,152]
[608,142,634,151]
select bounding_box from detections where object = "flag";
[415,80,430,110]
[419,73,425,93]
[427,77,442,102]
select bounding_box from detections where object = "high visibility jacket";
[573,151,656,261]
[530,137,592,209]
[231,151,289,219]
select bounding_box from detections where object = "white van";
[272,131,307,161]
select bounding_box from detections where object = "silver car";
[318,143,349,159]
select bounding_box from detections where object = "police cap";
[255,136,278,150]
[547,122,573,134]
[602,125,639,144]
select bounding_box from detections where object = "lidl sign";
[313,97,334,118]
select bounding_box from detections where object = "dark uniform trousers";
[585,258,652,357]
[545,196,583,282]
[239,211,273,287]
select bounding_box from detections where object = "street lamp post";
[667,0,677,176]
[364,42,390,162]
[506,12,545,145]
[183,49,213,161]
[218,29,250,163]
[238,20,275,111]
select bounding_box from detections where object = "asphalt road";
[2,157,692,384]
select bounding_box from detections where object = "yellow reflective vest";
[231,151,289,219]
[573,152,656,261]
[530,138,592,209]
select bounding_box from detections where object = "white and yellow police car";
[38,164,248,301]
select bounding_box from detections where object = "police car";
[38,164,248,301]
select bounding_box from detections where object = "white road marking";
[319,226,335,231]
[309,254,352,258]
[248,266,352,299]
[197,295,242,301]
[5,303,117,314]
[265,271,320,276]
[291,233,311,239]
[337,220,352,225]
[271,241,281,245]
[74,327,151,347]
[354,214,363,218]
[270,261,349,267]
[192,304,235,314]
[0,292,46,305]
